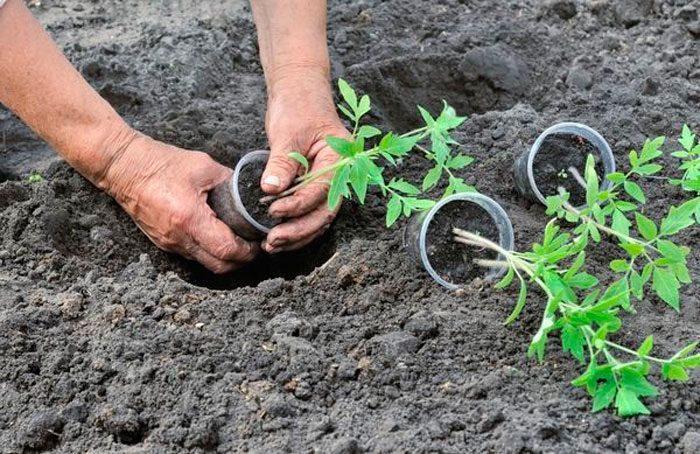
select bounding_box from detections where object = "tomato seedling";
[262,79,475,227]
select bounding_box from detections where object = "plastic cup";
[208,150,271,241]
[403,193,515,290]
[513,122,616,206]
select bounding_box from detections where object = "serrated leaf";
[635,213,657,241]
[325,136,356,157]
[567,273,599,289]
[610,259,629,273]
[615,388,650,416]
[592,379,617,412]
[338,104,356,122]
[660,198,700,235]
[638,336,653,357]
[338,78,358,110]
[621,242,645,258]
[624,181,646,204]
[447,154,474,170]
[639,136,665,162]
[611,209,632,237]
[652,267,680,311]
[607,172,626,184]
[327,165,351,210]
[417,105,435,127]
[349,161,369,204]
[288,152,309,174]
[357,94,371,117]
[562,325,585,363]
[679,124,695,151]
[385,195,402,227]
[662,363,689,382]
[357,125,381,140]
[422,166,442,191]
[388,179,421,195]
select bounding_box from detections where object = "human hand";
[101,133,259,273]
[260,68,350,254]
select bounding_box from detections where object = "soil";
[532,132,604,204]
[1,0,700,452]
[425,200,500,285]
[236,158,280,230]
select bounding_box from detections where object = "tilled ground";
[1,0,699,452]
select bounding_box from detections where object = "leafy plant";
[27,172,44,184]
[671,124,700,206]
[262,79,475,226]
[453,131,700,416]
[545,140,700,312]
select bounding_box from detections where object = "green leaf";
[639,136,665,162]
[435,101,467,130]
[349,161,369,204]
[611,209,632,237]
[610,259,629,273]
[388,179,421,195]
[287,152,309,174]
[504,280,527,325]
[385,195,402,227]
[634,213,658,241]
[607,172,626,184]
[660,198,700,235]
[624,181,646,204]
[357,125,381,140]
[495,267,514,289]
[447,154,474,170]
[679,124,695,151]
[422,166,442,191]
[638,336,654,357]
[662,363,689,382]
[615,388,650,416]
[325,136,356,157]
[592,379,617,412]
[327,165,351,210]
[634,164,663,176]
[652,267,680,311]
[561,325,585,363]
[337,104,356,122]
[417,105,435,127]
[657,239,687,262]
[338,78,358,110]
[621,242,645,258]
[357,94,371,117]
[567,273,599,289]
[585,155,599,207]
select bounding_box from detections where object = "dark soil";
[532,132,604,204]
[237,158,280,229]
[1,0,700,452]
[426,200,500,285]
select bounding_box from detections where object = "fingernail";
[263,175,280,187]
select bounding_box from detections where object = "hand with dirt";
[101,134,259,273]
[251,0,349,254]
[0,0,257,273]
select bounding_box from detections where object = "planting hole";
[532,133,604,205]
[426,199,500,284]
[178,234,337,290]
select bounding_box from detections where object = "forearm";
[250,0,330,91]
[0,0,133,189]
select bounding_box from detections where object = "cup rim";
[231,149,272,235]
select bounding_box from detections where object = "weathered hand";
[102,133,259,273]
[260,69,350,253]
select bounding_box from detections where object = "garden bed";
[0,0,699,452]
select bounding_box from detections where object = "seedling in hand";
[260,79,475,227]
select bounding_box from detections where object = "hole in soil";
[347,49,529,130]
[532,133,604,205]
[0,167,18,183]
[426,199,499,284]
[179,234,337,290]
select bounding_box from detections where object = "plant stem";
[259,126,431,204]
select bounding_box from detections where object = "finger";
[188,151,232,189]
[264,205,335,252]
[268,146,340,217]
[268,181,329,218]
[263,224,329,254]
[189,245,242,274]
[189,203,260,264]
[261,140,299,195]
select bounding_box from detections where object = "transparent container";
[403,193,515,290]
[513,122,616,206]
[208,150,271,241]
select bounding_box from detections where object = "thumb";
[261,140,300,195]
